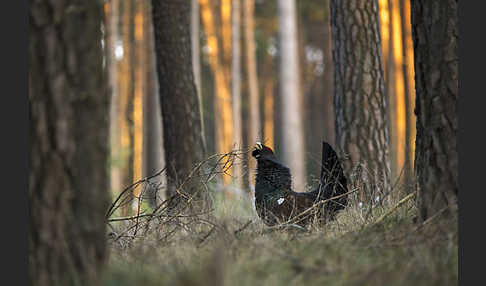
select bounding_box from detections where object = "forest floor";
[103,186,457,286]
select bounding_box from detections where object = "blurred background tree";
[378,0,416,197]
[29,1,109,285]
[28,0,459,283]
[103,0,418,212]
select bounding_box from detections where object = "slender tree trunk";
[108,0,122,199]
[103,2,112,94]
[232,0,244,189]
[278,0,306,192]
[379,0,414,193]
[118,0,135,216]
[411,0,458,220]
[143,0,166,206]
[221,0,232,66]
[302,5,336,182]
[400,0,416,193]
[244,0,262,191]
[192,0,206,150]
[200,0,234,186]
[322,13,335,147]
[262,52,275,149]
[132,0,145,213]
[151,0,206,205]
[329,0,391,201]
[389,0,408,189]
[379,0,398,183]
[29,1,109,285]
[192,0,201,96]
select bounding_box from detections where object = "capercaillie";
[251,141,348,227]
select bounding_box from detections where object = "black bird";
[251,141,348,226]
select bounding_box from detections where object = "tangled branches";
[105,148,249,249]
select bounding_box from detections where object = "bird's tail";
[318,142,348,197]
[316,142,349,219]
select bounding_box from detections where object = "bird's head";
[251,142,274,159]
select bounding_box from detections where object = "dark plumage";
[251,141,348,226]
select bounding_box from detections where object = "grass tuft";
[103,182,457,286]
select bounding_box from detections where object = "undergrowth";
[103,180,457,286]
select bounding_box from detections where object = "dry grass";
[103,153,457,286]
[103,191,457,286]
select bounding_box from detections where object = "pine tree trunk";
[379,0,399,183]
[389,0,408,189]
[151,0,206,205]
[29,1,109,285]
[232,0,244,189]
[191,0,206,150]
[400,0,416,193]
[329,0,391,200]
[131,0,145,213]
[199,0,234,187]
[108,0,122,199]
[278,0,307,192]
[221,0,232,66]
[118,0,135,216]
[244,0,262,192]
[143,0,166,207]
[411,0,458,220]
[262,52,275,149]
[322,13,335,147]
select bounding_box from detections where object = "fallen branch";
[374,192,416,225]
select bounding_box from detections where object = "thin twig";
[198,225,217,246]
[285,189,359,225]
[105,167,167,219]
[234,219,253,236]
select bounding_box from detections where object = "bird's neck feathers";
[254,156,291,199]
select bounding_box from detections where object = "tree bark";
[143,0,166,207]
[244,0,262,191]
[262,52,275,149]
[116,0,135,216]
[191,0,206,150]
[232,0,244,189]
[151,0,206,205]
[131,0,145,213]
[329,0,391,200]
[108,0,122,201]
[400,0,416,193]
[411,0,458,220]
[322,13,335,147]
[378,0,398,183]
[29,1,109,285]
[278,0,307,192]
[200,0,234,187]
[221,0,232,66]
[390,0,408,188]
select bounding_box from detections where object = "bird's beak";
[254,142,263,151]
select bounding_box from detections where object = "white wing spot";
[277,198,285,205]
